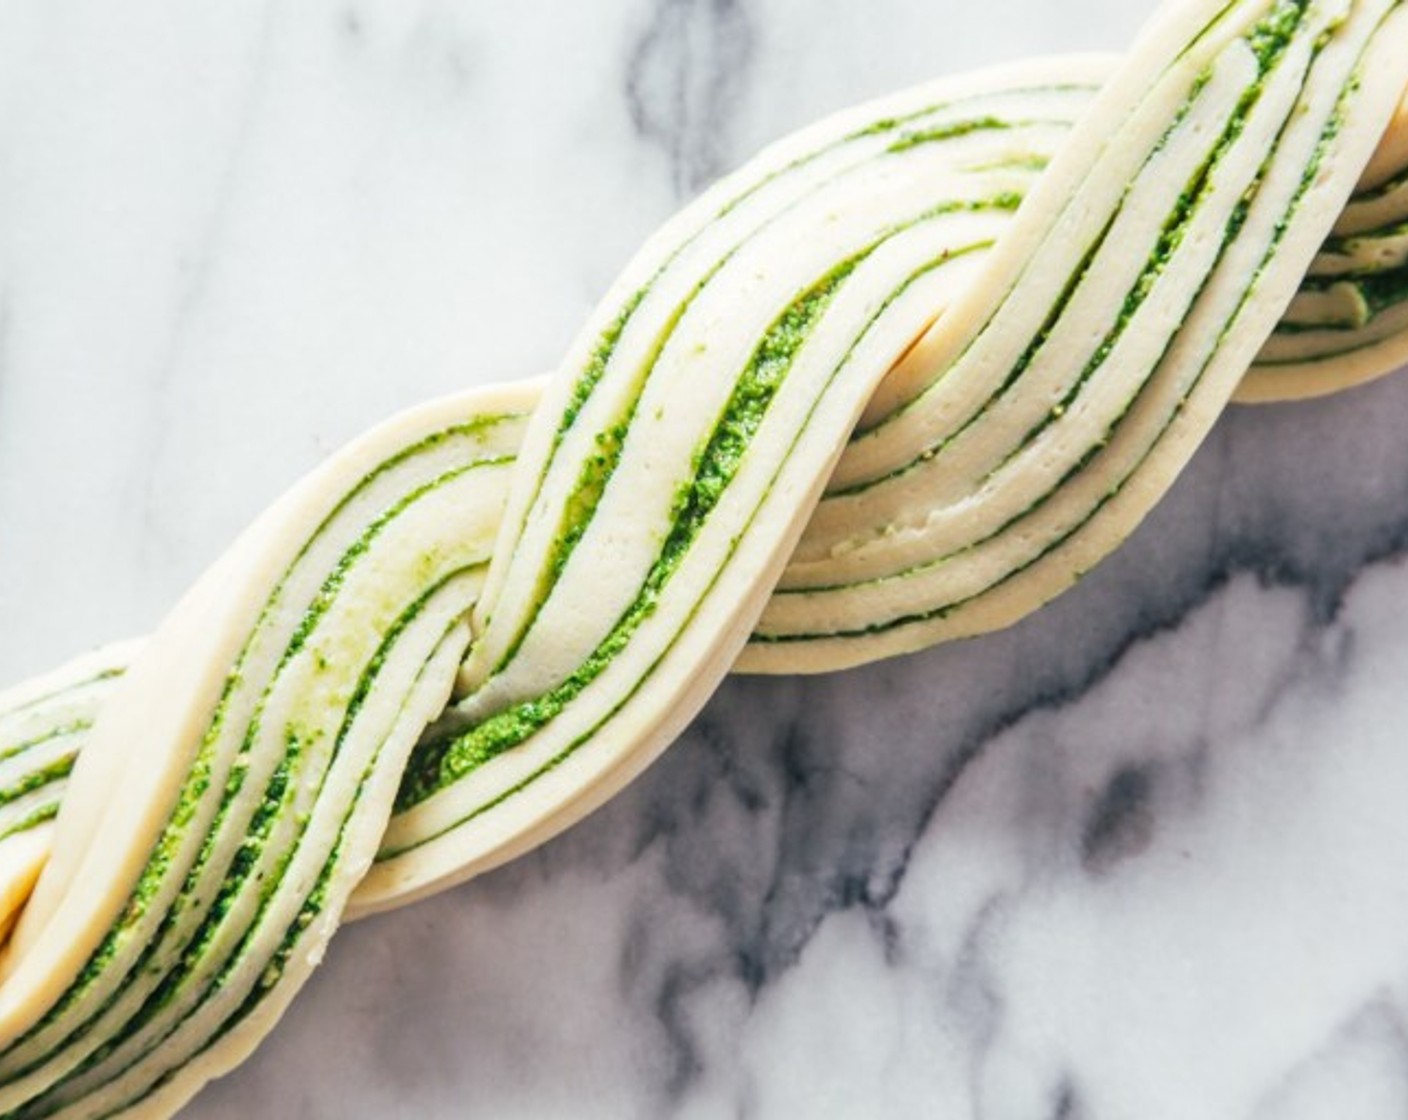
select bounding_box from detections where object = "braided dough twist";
[1,0,1407,1114]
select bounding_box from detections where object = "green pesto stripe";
[886,115,1080,154]
[0,721,93,766]
[716,82,1097,222]
[833,161,1121,475]
[1347,266,1408,314]
[550,105,1064,459]
[1,459,491,1075]
[555,289,647,442]
[274,415,522,617]
[9,559,473,1096]
[964,154,1054,174]
[845,1,1309,464]
[0,756,75,809]
[1319,219,1408,262]
[490,287,707,679]
[97,831,339,1119]
[389,6,1349,847]
[544,96,1039,476]
[540,103,1061,478]
[281,456,508,667]
[830,204,1117,497]
[1289,265,1408,306]
[851,77,1217,482]
[1167,0,1254,69]
[0,803,59,843]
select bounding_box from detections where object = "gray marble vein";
[627,0,754,195]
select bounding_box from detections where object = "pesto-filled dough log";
[0,384,532,1117]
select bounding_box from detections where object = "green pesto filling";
[0,755,75,807]
[0,14,1359,1098]
[1356,264,1408,314]
[1319,217,1408,262]
[150,824,342,1106]
[1271,261,1408,337]
[0,719,93,765]
[4,729,217,1070]
[396,258,861,811]
[1247,0,1309,71]
[716,82,1091,223]
[828,202,1115,499]
[488,285,705,679]
[116,465,486,979]
[49,850,336,1119]
[487,97,1080,680]
[0,802,59,842]
[1293,263,1408,311]
[964,153,1052,174]
[22,568,474,1085]
[555,290,646,442]
[283,458,507,665]
[887,115,1011,153]
[200,627,473,1056]
[273,414,522,635]
[544,423,630,586]
[843,82,1096,143]
[498,98,1076,665]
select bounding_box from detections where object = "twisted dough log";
[1,0,1406,1114]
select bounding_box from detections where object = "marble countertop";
[5,1,1408,1116]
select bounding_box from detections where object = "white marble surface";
[4,1,1408,1116]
